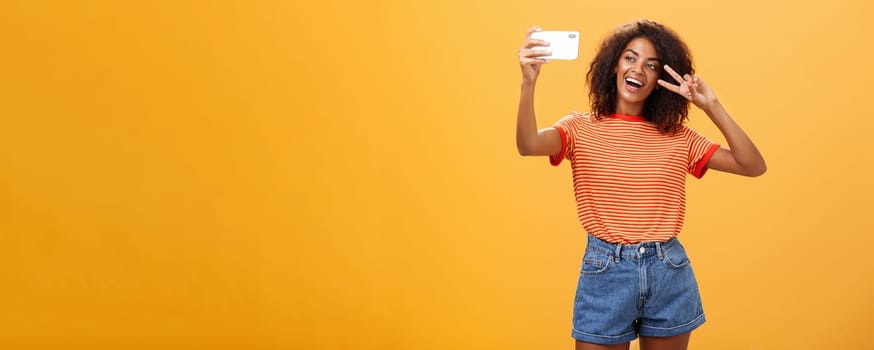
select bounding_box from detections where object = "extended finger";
[525,25,542,38]
[657,79,682,95]
[520,57,549,65]
[523,39,550,49]
[519,48,552,58]
[663,65,685,83]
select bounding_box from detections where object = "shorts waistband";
[586,234,678,262]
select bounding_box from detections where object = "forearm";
[516,81,538,154]
[704,101,767,174]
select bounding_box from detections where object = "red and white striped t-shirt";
[550,112,719,244]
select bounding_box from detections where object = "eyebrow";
[625,49,660,62]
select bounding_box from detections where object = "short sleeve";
[548,113,582,166]
[684,126,720,179]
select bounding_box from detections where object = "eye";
[625,55,635,62]
[646,63,658,71]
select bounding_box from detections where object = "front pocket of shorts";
[663,245,690,269]
[580,252,612,275]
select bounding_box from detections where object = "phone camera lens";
[569,33,577,38]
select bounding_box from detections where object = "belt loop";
[656,242,664,259]
[614,243,621,263]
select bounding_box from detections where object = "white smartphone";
[530,30,579,60]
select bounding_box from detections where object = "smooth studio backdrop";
[1,0,872,349]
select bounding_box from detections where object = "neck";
[615,100,643,116]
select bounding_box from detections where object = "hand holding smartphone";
[530,30,580,60]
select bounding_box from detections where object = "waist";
[585,233,679,259]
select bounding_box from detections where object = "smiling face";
[614,37,661,116]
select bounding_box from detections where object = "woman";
[516,20,766,350]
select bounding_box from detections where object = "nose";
[632,60,646,74]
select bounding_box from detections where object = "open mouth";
[625,77,644,88]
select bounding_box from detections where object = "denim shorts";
[571,234,706,345]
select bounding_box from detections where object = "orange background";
[0,0,872,349]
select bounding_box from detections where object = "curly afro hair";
[587,20,693,133]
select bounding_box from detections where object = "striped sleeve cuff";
[692,144,720,179]
[549,126,568,166]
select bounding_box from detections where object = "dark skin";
[516,25,766,349]
[517,26,766,177]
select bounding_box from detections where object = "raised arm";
[657,65,767,177]
[516,26,562,157]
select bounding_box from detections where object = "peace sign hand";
[657,65,718,112]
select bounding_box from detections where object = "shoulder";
[571,111,595,120]
[678,123,705,138]
[676,123,717,149]
[557,111,596,125]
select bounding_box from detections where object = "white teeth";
[625,77,643,87]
